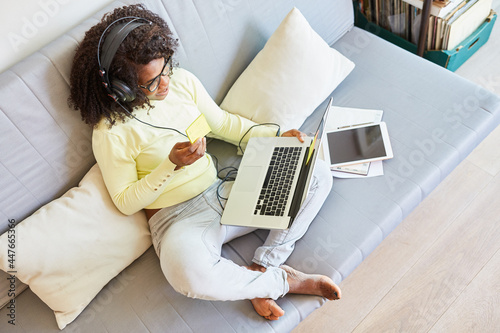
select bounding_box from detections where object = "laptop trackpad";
[235,166,262,192]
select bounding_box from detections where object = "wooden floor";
[294,2,500,332]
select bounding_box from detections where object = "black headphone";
[97,16,152,103]
[95,16,189,137]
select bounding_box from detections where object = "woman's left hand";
[281,129,306,143]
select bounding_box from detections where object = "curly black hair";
[68,4,178,127]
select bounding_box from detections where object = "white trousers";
[148,159,332,301]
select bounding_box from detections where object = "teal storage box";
[353,2,497,72]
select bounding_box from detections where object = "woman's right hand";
[169,137,207,170]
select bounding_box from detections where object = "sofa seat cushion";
[289,26,500,282]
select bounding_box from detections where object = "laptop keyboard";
[254,146,301,216]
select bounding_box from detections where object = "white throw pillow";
[0,164,151,330]
[220,7,355,131]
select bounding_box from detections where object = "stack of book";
[357,0,494,51]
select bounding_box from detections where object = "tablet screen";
[327,124,387,165]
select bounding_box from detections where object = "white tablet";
[323,122,393,167]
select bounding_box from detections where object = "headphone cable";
[115,100,188,137]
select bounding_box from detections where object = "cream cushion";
[0,164,151,329]
[220,7,355,131]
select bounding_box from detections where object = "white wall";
[0,0,114,73]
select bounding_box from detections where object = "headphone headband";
[97,16,152,102]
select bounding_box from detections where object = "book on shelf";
[427,0,493,50]
[402,0,469,18]
[357,0,494,51]
[444,0,493,50]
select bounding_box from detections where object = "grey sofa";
[1,0,499,332]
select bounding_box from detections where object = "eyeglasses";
[138,56,172,92]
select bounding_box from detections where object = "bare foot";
[245,263,285,320]
[250,298,285,320]
[281,265,341,300]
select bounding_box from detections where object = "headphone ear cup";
[110,78,136,103]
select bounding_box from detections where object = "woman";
[69,4,340,321]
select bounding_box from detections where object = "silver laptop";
[221,98,332,229]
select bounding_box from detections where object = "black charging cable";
[237,123,281,155]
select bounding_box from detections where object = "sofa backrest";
[0,0,353,233]
[151,0,355,103]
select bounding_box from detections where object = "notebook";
[220,98,332,229]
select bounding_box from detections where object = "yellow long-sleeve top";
[93,68,277,215]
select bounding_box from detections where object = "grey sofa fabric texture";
[1,0,499,332]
